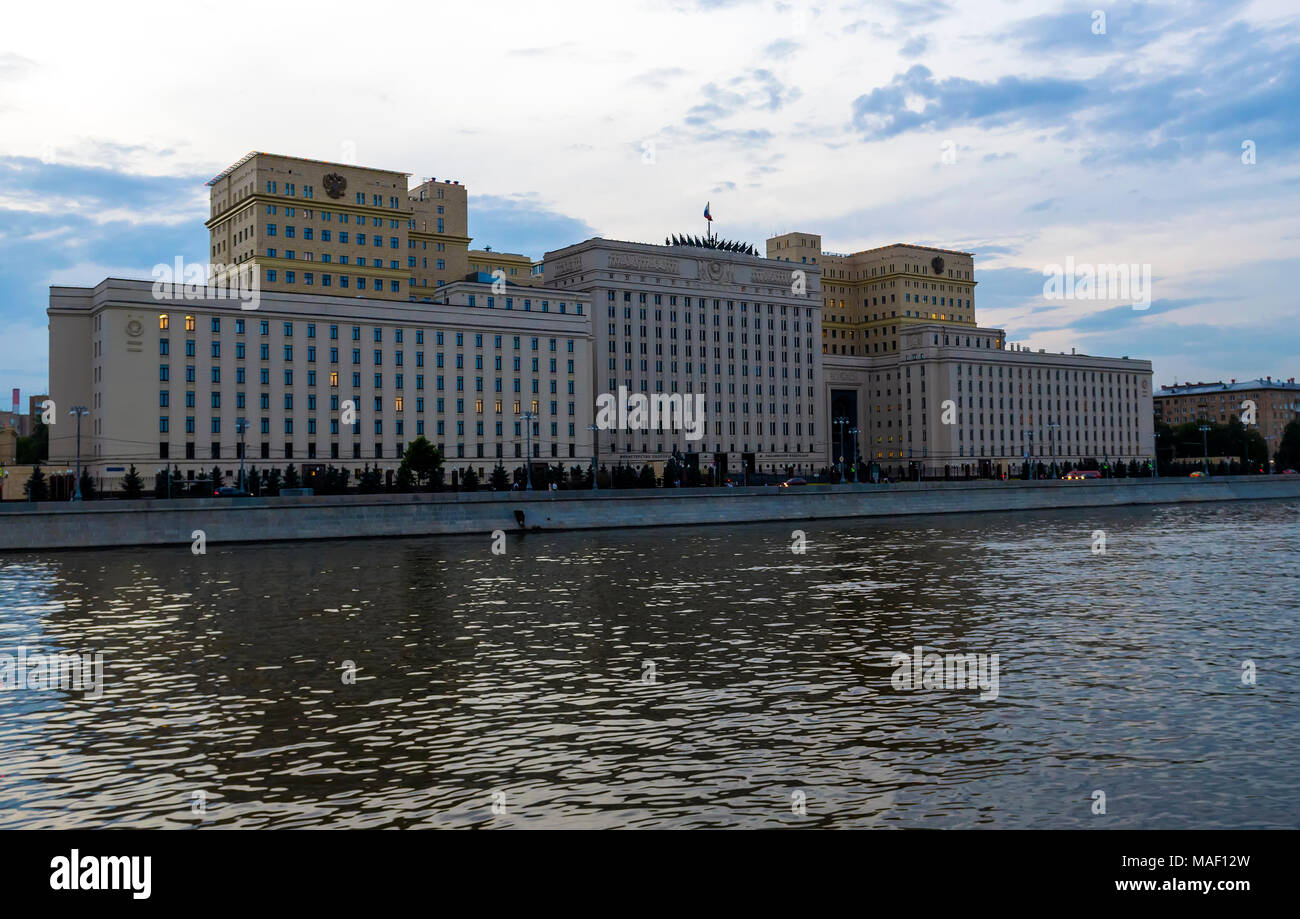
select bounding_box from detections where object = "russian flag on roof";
[703,202,712,221]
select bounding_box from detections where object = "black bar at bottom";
[0,829,1279,906]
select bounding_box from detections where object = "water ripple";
[0,500,1297,828]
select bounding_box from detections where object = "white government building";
[44,153,1155,488]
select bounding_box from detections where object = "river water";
[1,499,1297,828]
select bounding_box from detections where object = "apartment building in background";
[0,387,39,436]
[768,231,1155,477]
[1155,378,1299,445]
[47,278,592,487]
[544,235,824,476]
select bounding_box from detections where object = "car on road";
[1189,471,1206,477]
[1282,469,1298,475]
[1064,470,1101,480]
[780,477,807,487]
[214,486,249,497]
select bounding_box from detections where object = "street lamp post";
[834,415,848,478]
[587,422,599,490]
[523,410,536,490]
[1047,419,1059,478]
[236,417,248,493]
[1198,424,1211,476]
[849,426,859,482]
[69,405,89,501]
[1152,431,1160,479]
[1027,430,1034,481]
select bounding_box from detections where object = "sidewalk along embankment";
[1,476,1297,551]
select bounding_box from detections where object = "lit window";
[159,314,169,330]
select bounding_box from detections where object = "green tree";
[120,464,145,499]
[25,464,48,501]
[15,420,48,464]
[462,468,479,491]
[267,467,282,496]
[1276,420,1300,470]
[358,464,383,494]
[320,465,345,495]
[210,465,224,489]
[663,456,681,488]
[401,436,443,489]
[78,470,96,500]
[637,464,656,488]
[490,463,509,491]
[284,464,300,489]
[395,463,415,492]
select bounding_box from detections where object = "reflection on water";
[0,500,1297,828]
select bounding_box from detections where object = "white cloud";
[0,0,1296,385]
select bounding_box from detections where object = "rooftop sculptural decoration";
[664,234,758,256]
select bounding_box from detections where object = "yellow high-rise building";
[767,232,978,358]
[468,249,540,287]
[205,152,473,301]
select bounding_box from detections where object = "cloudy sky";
[1,0,1297,400]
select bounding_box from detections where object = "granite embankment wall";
[1,476,1297,551]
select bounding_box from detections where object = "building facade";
[823,339,1154,478]
[768,232,978,358]
[543,236,824,476]
[1155,378,1299,443]
[768,232,1155,477]
[47,278,593,489]
[469,250,540,287]
[44,149,1162,487]
[205,152,473,302]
